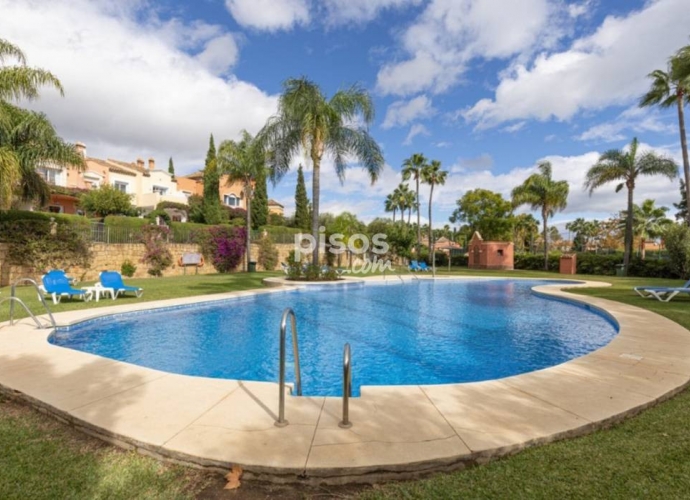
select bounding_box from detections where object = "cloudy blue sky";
[2,0,690,230]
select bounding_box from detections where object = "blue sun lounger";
[634,279,690,302]
[419,261,430,272]
[41,270,89,304]
[99,271,143,298]
[409,260,421,272]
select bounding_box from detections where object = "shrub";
[1,219,91,272]
[146,209,171,225]
[268,213,286,226]
[80,185,136,217]
[121,259,137,277]
[156,201,189,212]
[225,207,247,221]
[663,224,690,279]
[450,254,469,266]
[138,225,173,277]
[104,215,147,230]
[514,253,561,272]
[170,221,208,243]
[575,253,622,276]
[257,236,279,271]
[194,226,247,273]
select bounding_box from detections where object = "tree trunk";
[542,208,548,271]
[623,186,634,275]
[311,153,321,266]
[392,208,396,223]
[416,176,421,258]
[641,237,646,260]
[245,184,252,272]
[677,91,690,226]
[408,207,411,226]
[429,184,435,275]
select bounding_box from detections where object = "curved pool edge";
[1,278,690,484]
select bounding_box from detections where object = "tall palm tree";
[217,130,265,271]
[258,77,384,265]
[0,39,81,209]
[421,159,447,274]
[401,153,427,258]
[511,161,569,270]
[384,193,397,222]
[585,137,677,274]
[640,47,690,224]
[391,183,413,228]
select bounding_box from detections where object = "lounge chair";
[281,262,290,275]
[419,262,430,272]
[409,260,421,272]
[41,270,89,304]
[99,271,143,298]
[634,280,690,300]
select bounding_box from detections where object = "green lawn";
[2,269,690,499]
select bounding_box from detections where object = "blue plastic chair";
[409,260,421,272]
[99,271,143,298]
[419,262,430,272]
[41,270,88,304]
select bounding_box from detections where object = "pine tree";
[202,134,223,225]
[168,157,175,179]
[294,165,310,231]
[252,165,269,229]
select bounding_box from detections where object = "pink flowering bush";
[139,225,173,276]
[194,226,246,273]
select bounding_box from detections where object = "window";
[224,194,240,207]
[152,185,168,195]
[38,167,58,185]
[48,205,63,213]
[113,181,128,193]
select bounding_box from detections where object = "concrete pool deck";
[1,277,690,483]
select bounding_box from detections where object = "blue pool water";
[49,280,618,396]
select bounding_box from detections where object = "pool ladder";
[275,309,353,429]
[0,278,56,329]
[275,308,302,427]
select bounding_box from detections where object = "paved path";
[1,278,689,483]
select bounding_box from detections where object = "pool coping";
[1,277,689,484]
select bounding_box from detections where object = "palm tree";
[391,183,413,228]
[421,159,447,274]
[402,153,427,258]
[623,199,672,259]
[0,39,81,209]
[403,188,416,226]
[384,193,397,222]
[511,161,569,270]
[640,46,690,223]
[217,130,265,271]
[585,137,678,274]
[514,213,539,253]
[258,77,384,265]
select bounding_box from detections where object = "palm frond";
[0,66,64,101]
[332,127,384,184]
[0,39,26,65]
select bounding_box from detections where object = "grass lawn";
[1,269,690,498]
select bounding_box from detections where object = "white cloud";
[1,0,277,174]
[225,0,309,31]
[502,121,526,133]
[322,0,422,26]
[451,153,494,172]
[434,141,452,148]
[381,95,436,129]
[568,0,595,18]
[195,34,239,75]
[403,124,430,145]
[577,106,676,143]
[376,0,560,96]
[464,0,690,129]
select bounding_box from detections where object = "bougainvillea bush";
[194,226,246,273]
[139,224,173,276]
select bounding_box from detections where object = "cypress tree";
[252,165,269,229]
[294,165,310,231]
[202,134,223,224]
[168,157,175,178]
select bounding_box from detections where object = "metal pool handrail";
[339,342,352,429]
[8,278,56,328]
[275,308,302,427]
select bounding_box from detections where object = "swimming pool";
[49,280,618,396]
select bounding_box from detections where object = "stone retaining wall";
[0,241,295,286]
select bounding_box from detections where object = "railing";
[339,343,352,428]
[275,308,302,427]
[2,278,56,329]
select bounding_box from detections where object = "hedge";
[0,210,91,230]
